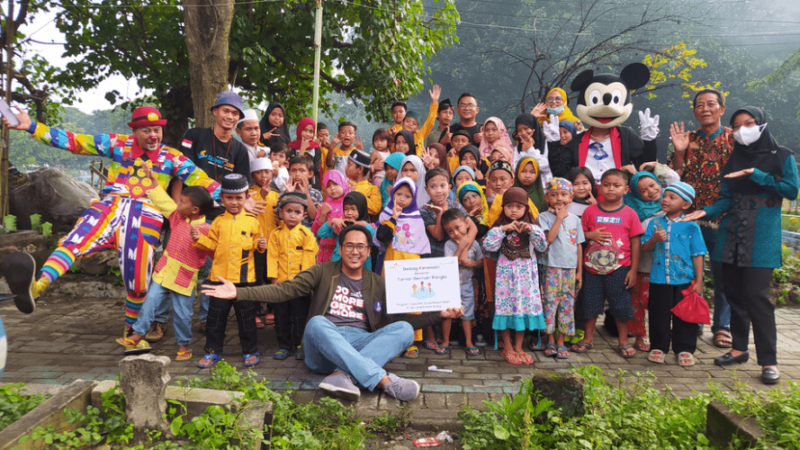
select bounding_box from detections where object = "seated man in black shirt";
[202,225,464,402]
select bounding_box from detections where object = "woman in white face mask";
[683,106,799,386]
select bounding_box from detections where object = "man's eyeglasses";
[342,243,370,253]
[458,104,477,109]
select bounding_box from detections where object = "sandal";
[528,340,545,352]
[198,353,222,369]
[435,346,451,355]
[517,351,534,365]
[116,337,152,355]
[465,346,480,356]
[618,343,636,359]
[677,351,695,367]
[501,350,522,365]
[635,337,650,352]
[713,331,733,349]
[572,341,593,353]
[424,340,439,351]
[243,352,260,367]
[544,343,558,357]
[648,349,665,364]
[555,345,570,360]
[404,346,419,359]
[175,350,193,361]
[264,314,275,326]
[273,349,291,360]
[475,335,487,347]
[255,317,265,329]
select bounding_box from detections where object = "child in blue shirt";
[641,182,707,367]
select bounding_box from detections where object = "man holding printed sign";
[201,225,464,402]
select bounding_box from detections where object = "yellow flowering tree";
[641,42,727,102]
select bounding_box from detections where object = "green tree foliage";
[42,0,459,145]
[749,46,800,119]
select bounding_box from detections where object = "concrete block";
[0,379,97,450]
[530,370,585,417]
[118,354,171,432]
[706,401,762,448]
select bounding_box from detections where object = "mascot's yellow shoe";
[32,278,49,299]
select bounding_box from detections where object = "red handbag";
[670,281,711,325]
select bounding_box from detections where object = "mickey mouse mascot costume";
[545,63,659,180]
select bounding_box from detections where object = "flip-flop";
[635,340,651,352]
[435,346,451,355]
[465,346,480,356]
[404,346,419,359]
[255,317,265,329]
[116,337,152,355]
[175,350,192,361]
[572,341,593,353]
[198,353,222,369]
[544,343,558,357]
[475,335,487,347]
[264,314,275,325]
[713,331,733,349]
[528,340,545,352]
[243,352,260,367]
[501,350,522,365]
[555,345,570,360]
[423,340,439,351]
[517,351,534,365]
[618,343,636,359]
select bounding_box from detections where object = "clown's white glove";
[639,108,660,141]
[543,114,561,142]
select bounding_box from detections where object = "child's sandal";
[677,352,695,367]
[465,346,480,356]
[517,351,534,365]
[404,346,419,359]
[175,350,192,361]
[544,343,558,357]
[243,352,260,367]
[198,353,222,369]
[648,349,665,364]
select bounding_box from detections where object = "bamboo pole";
[0,0,14,218]
[311,0,322,126]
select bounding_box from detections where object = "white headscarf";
[400,155,430,208]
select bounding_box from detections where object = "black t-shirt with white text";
[325,274,368,331]
[181,127,251,219]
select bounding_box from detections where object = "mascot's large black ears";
[571,70,594,93]
[620,63,651,90]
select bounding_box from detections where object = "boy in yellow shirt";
[268,191,320,360]
[346,149,382,216]
[193,173,266,369]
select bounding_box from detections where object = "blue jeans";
[701,226,730,333]
[133,281,194,346]
[303,316,414,391]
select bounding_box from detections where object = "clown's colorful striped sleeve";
[29,122,122,158]
[166,148,221,201]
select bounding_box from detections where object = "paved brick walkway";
[2,274,798,428]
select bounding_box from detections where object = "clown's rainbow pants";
[40,196,163,330]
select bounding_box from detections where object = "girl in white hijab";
[400,155,430,208]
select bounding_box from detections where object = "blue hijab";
[380,152,406,209]
[625,171,663,221]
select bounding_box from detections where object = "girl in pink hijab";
[311,170,350,263]
[478,117,515,160]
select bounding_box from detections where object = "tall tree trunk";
[181,0,234,129]
[159,86,193,148]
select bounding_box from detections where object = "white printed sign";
[384,257,461,314]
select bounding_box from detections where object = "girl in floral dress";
[482,187,548,365]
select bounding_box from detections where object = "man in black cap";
[426,98,454,147]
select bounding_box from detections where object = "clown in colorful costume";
[0,106,221,334]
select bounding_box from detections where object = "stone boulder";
[9,168,98,232]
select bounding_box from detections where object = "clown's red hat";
[128,106,167,128]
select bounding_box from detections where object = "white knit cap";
[250,157,273,173]
[237,109,260,124]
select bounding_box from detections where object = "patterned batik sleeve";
[29,122,123,158]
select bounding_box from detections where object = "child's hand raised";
[440,129,452,145]
[555,206,569,222]
[355,136,364,151]
[652,224,668,243]
[586,190,597,205]
[421,148,436,169]
[519,127,535,150]
[516,221,533,233]
[331,133,342,147]
[474,125,484,144]
[392,203,404,219]
[262,127,279,140]
[142,161,158,183]
[468,204,483,217]
[330,218,345,232]
[319,202,332,218]
[424,203,443,216]
[299,139,310,154]
[190,224,200,241]
[429,84,441,103]
[475,169,484,180]
[257,235,267,251]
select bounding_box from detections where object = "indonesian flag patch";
[182,139,192,149]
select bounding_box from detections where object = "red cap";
[128,106,167,128]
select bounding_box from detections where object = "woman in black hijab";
[259,102,291,147]
[684,106,799,385]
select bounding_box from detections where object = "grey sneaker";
[382,373,420,402]
[319,372,361,401]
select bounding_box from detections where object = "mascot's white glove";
[639,108,660,141]
[543,114,561,142]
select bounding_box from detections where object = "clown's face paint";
[133,126,163,152]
